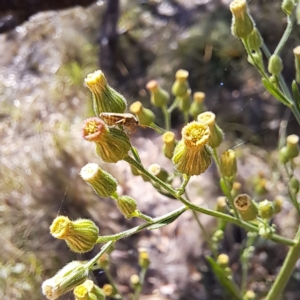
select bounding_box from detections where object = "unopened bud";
[281,0,295,15]
[293,46,300,84]
[289,176,300,194]
[247,28,263,51]
[220,150,237,178]
[231,181,242,198]
[50,216,99,253]
[268,54,283,76]
[130,101,155,126]
[148,164,169,182]
[244,290,256,300]
[117,196,138,219]
[258,200,275,219]
[103,284,113,296]
[138,248,150,269]
[230,0,254,39]
[212,229,224,242]
[197,111,224,148]
[172,121,212,176]
[162,131,176,159]
[85,70,126,116]
[216,196,227,213]
[190,92,206,119]
[42,261,89,300]
[146,80,169,108]
[82,117,131,163]
[178,89,192,113]
[286,134,299,158]
[80,163,118,198]
[247,50,264,71]
[172,70,190,97]
[130,274,140,289]
[217,254,229,268]
[273,195,284,214]
[234,194,258,221]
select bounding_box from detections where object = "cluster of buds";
[279,134,299,164]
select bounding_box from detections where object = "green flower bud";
[190,92,206,119]
[130,274,140,289]
[82,117,131,163]
[293,46,300,84]
[247,28,263,51]
[117,195,138,219]
[273,195,284,214]
[258,200,275,219]
[230,0,254,39]
[146,80,169,108]
[217,254,229,268]
[220,149,237,178]
[42,261,89,300]
[138,248,150,269]
[281,0,295,15]
[80,163,118,198]
[268,54,283,76]
[85,70,127,115]
[148,163,169,182]
[178,89,192,113]
[50,216,99,253]
[247,50,264,71]
[243,290,256,300]
[130,101,155,126]
[172,121,212,176]
[197,111,224,148]
[231,181,242,198]
[286,134,299,159]
[289,176,300,194]
[234,194,258,221]
[279,146,289,164]
[103,284,113,297]
[212,229,224,242]
[171,69,190,97]
[216,196,227,213]
[162,131,176,159]
[253,173,268,195]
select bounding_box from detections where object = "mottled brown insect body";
[99,112,139,133]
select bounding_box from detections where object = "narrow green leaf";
[292,80,300,110]
[148,211,184,230]
[261,78,292,107]
[206,256,242,300]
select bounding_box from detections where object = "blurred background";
[1,0,300,299]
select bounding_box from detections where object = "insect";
[99,112,140,133]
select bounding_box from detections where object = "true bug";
[99,112,140,133]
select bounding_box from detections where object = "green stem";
[212,148,240,219]
[132,267,148,300]
[136,211,154,223]
[130,146,141,163]
[266,227,300,300]
[85,241,114,269]
[148,122,166,134]
[274,15,294,56]
[122,155,295,247]
[168,97,180,113]
[176,174,190,196]
[192,210,218,258]
[241,234,256,294]
[162,106,171,130]
[183,111,189,124]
